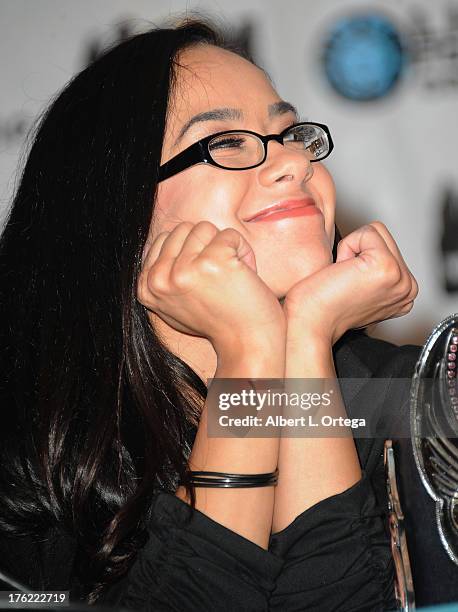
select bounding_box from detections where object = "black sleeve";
[107,339,421,611]
[263,339,422,612]
[268,470,398,612]
[116,490,284,612]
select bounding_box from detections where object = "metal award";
[384,438,416,610]
[410,313,458,566]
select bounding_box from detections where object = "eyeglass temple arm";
[158,141,207,182]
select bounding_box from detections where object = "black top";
[0,331,423,611]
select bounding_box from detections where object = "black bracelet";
[184,467,279,488]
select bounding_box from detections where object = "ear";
[332,224,342,263]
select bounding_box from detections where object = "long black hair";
[0,18,242,603]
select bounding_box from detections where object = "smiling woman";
[0,16,420,612]
[153,44,337,304]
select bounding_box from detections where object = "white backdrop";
[1,0,457,346]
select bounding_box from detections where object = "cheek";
[310,164,336,238]
[151,172,247,237]
[152,183,187,237]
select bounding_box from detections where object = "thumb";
[236,235,257,273]
[335,225,384,264]
[214,228,258,273]
[335,238,358,263]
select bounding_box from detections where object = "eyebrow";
[174,100,299,146]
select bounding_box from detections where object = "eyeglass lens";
[207,124,329,169]
[208,133,264,168]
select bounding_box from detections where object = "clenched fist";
[137,221,286,355]
[283,222,419,345]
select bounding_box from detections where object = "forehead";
[167,45,281,132]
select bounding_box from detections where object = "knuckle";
[377,257,401,286]
[370,220,386,232]
[137,277,157,308]
[219,227,238,237]
[218,227,242,242]
[136,270,148,299]
[136,282,147,305]
[193,220,218,234]
[402,300,414,313]
[402,272,419,301]
[196,255,220,275]
[147,265,169,293]
[404,277,413,297]
[395,276,411,299]
[151,231,170,248]
[170,265,192,289]
[178,221,194,230]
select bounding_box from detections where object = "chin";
[254,234,333,299]
[263,256,333,298]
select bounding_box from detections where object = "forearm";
[271,327,361,534]
[176,338,285,549]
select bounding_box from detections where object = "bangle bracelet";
[184,467,279,488]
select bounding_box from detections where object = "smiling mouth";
[249,205,321,223]
[246,197,317,222]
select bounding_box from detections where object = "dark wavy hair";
[0,18,253,603]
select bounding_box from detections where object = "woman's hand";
[283,222,419,345]
[137,221,286,354]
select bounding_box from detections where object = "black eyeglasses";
[158,122,334,182]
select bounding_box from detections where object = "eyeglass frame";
[157,121,334,182]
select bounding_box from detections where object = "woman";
[0,18,420,611]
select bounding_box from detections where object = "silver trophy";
[384,438,415,610]
[384,313,458,611]
[410,313,458,565]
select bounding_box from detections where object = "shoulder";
[333,329,422,379]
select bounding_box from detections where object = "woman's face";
[154,44,336,299]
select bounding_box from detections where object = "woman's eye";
[209,137,246,150]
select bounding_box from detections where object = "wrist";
[215,346,285,379]
[213,326,286,361]
[285,324,336,378]
[286,319,333,350]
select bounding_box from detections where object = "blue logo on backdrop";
[323,14,406,101]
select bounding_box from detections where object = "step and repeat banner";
[1,0,457,345]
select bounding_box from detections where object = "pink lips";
[247,198,320,223]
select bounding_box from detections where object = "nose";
[257,139,314,186]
